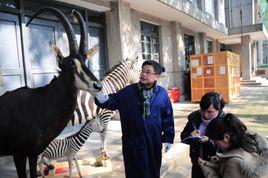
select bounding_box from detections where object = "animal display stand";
[38,156,111,178]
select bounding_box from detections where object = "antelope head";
[27,7,102,95]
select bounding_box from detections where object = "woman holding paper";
[181,92,225,178]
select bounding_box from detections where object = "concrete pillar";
[170,21,185,98]
[105,1,123,68]
[241,35,252,80]
[194,33,201,54]
[199,32,207,54]
[212,39,220,52]
[252,42,258,75]
[118,1,134,60]
[257,40,263,65]
[171,22,184,72]
[105,1,137,68]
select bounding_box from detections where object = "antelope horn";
[71,10,88,57]
[26,7,78,55]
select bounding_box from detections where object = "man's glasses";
[140,70,156,75]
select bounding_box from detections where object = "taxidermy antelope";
[0,7,102,178]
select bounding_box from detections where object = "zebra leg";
[40,157,55,177]
[100,127,109,158]
[99,113,113,158]
[13,154,27,178]
[39,161,45,178]
[67,155,73,178]
[37,155,45,178]
[95,117,103,132]
[74,155,82,178]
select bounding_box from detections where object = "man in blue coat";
[95,60,175,178]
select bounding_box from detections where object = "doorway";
[184,34,195,100]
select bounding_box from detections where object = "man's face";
[139,65,160,87]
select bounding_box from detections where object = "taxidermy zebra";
[0,8,102,178]
[38,118,97,178]
[71,57,144,156]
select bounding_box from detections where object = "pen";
[190,120,197,130]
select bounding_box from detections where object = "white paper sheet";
[219,66,226,75]
[197,67,202,75]
[207,56,213,64]
[191,59,199,67]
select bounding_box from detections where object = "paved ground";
[0,86,267,178]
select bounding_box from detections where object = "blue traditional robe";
[95,83,175,178]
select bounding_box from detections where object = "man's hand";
[164,143,172,153]
[96,90,108,103]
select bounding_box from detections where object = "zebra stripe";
[71,58,142,154]
[39,119,97,178]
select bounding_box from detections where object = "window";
[263,41,268,64]
[0,0,107,89]
[207,40,213,53]
[220,43,226,51]
[140,21,159,61]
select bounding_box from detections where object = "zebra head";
[126,57,145,84]
[27,7,102,95]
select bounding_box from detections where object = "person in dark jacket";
[180,92,225,178]
[95,60,175,178]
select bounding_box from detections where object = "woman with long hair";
[198,113,268,178]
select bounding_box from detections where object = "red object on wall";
[168,87,180,103]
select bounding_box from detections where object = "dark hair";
[206,113,258,153]
[200,92,225,111]
[142,60,165,74]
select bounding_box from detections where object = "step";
[240,78,267,87]
[240,80,257,83]
[241,82,262,85]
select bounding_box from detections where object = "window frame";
[140,21,160,62]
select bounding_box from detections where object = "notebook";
[182,135,205,143]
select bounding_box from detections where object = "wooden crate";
[190,51,240,102]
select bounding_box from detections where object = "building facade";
[0,0,267,97]
[0,0,267,166]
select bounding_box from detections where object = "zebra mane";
[101,58,131,80]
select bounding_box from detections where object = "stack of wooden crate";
[190,51,240,102]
